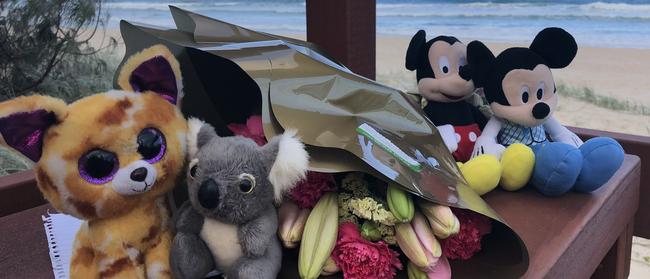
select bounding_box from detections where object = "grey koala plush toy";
[170,123,309,279]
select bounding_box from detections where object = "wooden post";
[592,221,634,279]
[306,0,376,79]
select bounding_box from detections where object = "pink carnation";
[332,222,403,279]
[440,208,492,260]
[227,115,267,146]
[288,172,337,208]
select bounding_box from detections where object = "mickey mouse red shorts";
[452,124,481,163]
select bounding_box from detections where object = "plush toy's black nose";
[130,167,147,182]
[532,102,550,119]
[198,179,220,209]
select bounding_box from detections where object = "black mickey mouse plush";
[406,30,485,162]
[467,27,625,196]
[406,30,520,196]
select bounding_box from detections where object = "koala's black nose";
[130,167,148,182]
[198,179,220,209]
[532,102,550,119]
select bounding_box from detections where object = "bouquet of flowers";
[229,115,493,279]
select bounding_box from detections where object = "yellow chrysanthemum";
[338,173,398,229]
[348,197,397,226]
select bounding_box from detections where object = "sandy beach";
[100,27,650,136]
[374,34,650,137]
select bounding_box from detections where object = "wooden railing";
[570,126,650,238]
[1,127,647,238]
[0,170,41,218]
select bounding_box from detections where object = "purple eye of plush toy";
[79,149,119,184]
[137,128,166,163]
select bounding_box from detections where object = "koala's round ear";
[263,129,309,203]
[529,27,577,69]
[466,40,495,88]
[406,30,427,71]
[195,121,218,152]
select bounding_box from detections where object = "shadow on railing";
[1,127,647,238]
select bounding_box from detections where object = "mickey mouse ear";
[466,40,495,88]
[529,27,577,69]
[405,30,427,71]
[116,44,183,105]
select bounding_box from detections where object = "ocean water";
[105,0,650,48]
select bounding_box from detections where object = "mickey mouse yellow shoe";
[458,154,502,195]
[500,143,535,191]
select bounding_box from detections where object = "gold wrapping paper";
[115,6,529,278]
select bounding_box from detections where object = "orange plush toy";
[0,45,200,278]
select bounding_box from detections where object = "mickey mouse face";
[492,64,558,126]
[467,27,577,127]
[406,30,475,103]
[428,40,467,79]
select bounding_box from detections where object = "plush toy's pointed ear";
[0,95,67,162]
[466,40,495,88]
[529,27,577,69]
[263,129,309,202]
[117,44,183,105]
[406,30,427,71]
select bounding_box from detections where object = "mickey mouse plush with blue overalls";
[466,27,625,196]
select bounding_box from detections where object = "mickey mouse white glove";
[471,135,506,159]
[470,117,506,159]
[544,117,583,148]
[437,124,458,153]
[550,130,583,148]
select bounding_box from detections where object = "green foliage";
[0,0,116,102]
[0,146,33,176]
[38,51,120,101]
[557,83,650,116]
[0,0,118,176]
